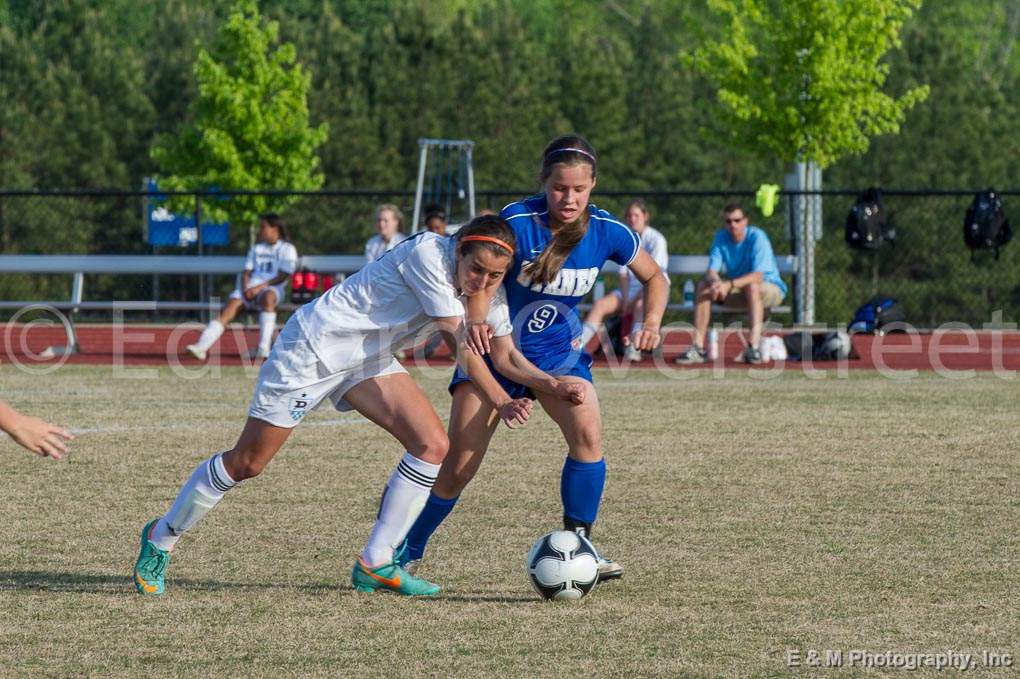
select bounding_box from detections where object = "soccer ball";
[526,530,599,601]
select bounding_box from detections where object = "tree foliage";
[151,0,328,227]
[1,0,1018,322]
[688,0,931,167]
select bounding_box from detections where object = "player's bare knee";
[571,417,602,454]
[222,450,265,481]
[413,431,449,465]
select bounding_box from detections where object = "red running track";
[3,323,1019,374]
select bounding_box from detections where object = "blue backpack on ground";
[848,296,906,334]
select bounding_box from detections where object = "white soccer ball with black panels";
[526,530,599,601]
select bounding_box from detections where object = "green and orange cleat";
[133,519,170,595]
[351,555,440,597]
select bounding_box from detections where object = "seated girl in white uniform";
[187,213,298,361]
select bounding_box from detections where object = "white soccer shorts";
[229,284,288,310]
[247,318,406,428]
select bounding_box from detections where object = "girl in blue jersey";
[403,135,668,580]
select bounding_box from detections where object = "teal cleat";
[351,557,440,597]
[133,519,170,595]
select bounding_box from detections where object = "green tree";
[688,0,930,168]
[151,0,328,231]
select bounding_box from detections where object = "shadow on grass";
[0,571,537,602]
[433,593,536,603]
[0,570,341,595]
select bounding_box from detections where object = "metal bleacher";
[0,253,797,353]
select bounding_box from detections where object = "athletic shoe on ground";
[674,345,707,364]
[585,540,624,581]
[351,558,440,596]
[573,530,624,582]
[247,347,270,361]
[133,519,170,595]
[624,346,642,362]
[185,344,207,361]
[741,346,763,364]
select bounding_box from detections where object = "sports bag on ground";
[847,296,906,334]
[782,331,857,361]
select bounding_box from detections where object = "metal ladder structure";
[411,138,476,233]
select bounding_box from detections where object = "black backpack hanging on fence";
[963,189,1011,260]
[845,187,894,250]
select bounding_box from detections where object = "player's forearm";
[458,350,513,407]
[0,400,20,435]
[490,348,560,396]
[435,319,511,407]
[464,287,494,324]
[731,271,764,287]
[640,274,668,329]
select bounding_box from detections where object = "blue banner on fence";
[145,179,229,247]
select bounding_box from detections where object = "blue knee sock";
[404,493,459,561]
[560,457,606,532]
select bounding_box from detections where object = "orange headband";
[459,235,515,256]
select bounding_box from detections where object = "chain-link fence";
[1,189,1017,327]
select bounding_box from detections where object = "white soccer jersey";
[244,240,299,286]
[297,233,510,373]
[364,232,407,263]
[619,226,669,301]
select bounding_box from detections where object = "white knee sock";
[194,320,224,351]
[361,452,440,566]
[580,322,598,347]
[149,453,237,551]
[258,312,277,353]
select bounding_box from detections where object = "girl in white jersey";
[187,214,298,361]
[364,203,407,263]
[580,199,670,360]
[133,216,582,597]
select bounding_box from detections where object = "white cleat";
[186,344,207,361]
[596,554,624,581]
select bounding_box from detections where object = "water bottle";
[683,279,695,305]
[707,328,719,361]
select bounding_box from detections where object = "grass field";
[1,365,1017,677]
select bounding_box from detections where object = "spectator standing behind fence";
[187,214,298,362]
[424,204,448,236]
[0,399,73,460]
[579,199,669,361]
[364,204,406,262]
[675,203,787,365]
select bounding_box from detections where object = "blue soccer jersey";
[501,194,640,356]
